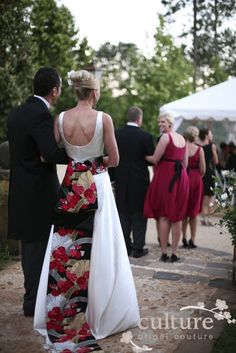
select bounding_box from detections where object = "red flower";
[72,183,85,195]
[90,182,96,191]
[63,307,77,317]
[84,188,96,204]
[48,307,64,321]
[57,227,75,236]
[69,248,82,259]
[46,320,62,331]
[73,289,81,297]
[67,193,80,209]
[49,284,61,296]
[61,350,73,353]
[52,246,69,263]
[64,329,78,337]
[50,259,66,273]
[63,175,71,187]
[66,164,74,176]
[79,322,91,339]
[59,199,70,211]
[58,279,74,293]
[66,271,77,282]
[76,271,89,290]
[75,164,88,172]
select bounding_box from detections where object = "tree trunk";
[193,0,197,91]
[214,0,218,55]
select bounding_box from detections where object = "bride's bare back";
[58,106,98,147]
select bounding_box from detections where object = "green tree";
[161,0,236,88]
[0,0,34,142]
[95,18,193,137]
[96,42,142,127]
[134,17,193,135]
[30,0,79,113]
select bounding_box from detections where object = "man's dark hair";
[127,106,143,122]
[33,67,60,96]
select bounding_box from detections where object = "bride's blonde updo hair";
[184,126,199,142]
[67,69,99,99]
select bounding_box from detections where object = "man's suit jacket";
[113,125,154,213]
[7,96,68,241]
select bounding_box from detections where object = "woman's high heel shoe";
[171,254,180,263]
[188,239,197,248]
[160,253,169,262]
[182,238,188,248]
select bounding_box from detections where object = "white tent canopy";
[160,78,236,141]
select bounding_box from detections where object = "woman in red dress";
[144,113,189,262]
[182,126,206,248]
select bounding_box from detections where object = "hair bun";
[67,69,98,89]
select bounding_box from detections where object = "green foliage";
[160,0,236,88]
[0,0,34,142]
[211,310,236,353]
[0,0,94,140]
[214,170,236,245]
[30,0,79,114]
[96,18,193,136]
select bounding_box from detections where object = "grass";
[211,310,236,353]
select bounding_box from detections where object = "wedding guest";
[226,142,236,172]
[112,106,154,257]
[199,128,218,226]
[34,70,140,352]
[218,142,229,170]
[144,113,189,262]
[7,67,68,317]
[182,126,206,248]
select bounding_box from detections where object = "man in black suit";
[113,106,154,258]
[7,67,68,316]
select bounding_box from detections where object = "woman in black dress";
[199,128,218,226]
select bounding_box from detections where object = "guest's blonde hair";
[67,69,99,100]
[158,112,175,126]
[184,126,199,142]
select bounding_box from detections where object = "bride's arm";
[40,115,61,163]
[54,115,61,143]
[102,113,119,168]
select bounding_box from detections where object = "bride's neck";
[77,99,93,109]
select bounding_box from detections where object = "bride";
[34,70,140,352]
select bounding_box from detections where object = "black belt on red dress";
[162,158,183,193]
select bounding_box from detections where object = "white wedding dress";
[34,111,140,352]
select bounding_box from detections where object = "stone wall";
[0,142,20,256]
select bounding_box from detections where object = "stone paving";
[1,214,236,353]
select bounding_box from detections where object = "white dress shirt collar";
[127,122,139,127]
[34,95,50,109]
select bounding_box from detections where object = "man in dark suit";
[113,106,154,258]
[7,67,68,317]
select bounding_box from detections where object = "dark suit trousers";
[119,211,147,254]
[21,239,48,315]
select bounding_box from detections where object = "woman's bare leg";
[171,220,181,254]
[159,217,171,254]
[189,216,197,242]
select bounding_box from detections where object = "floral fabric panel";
[56,160,101,214]
[46,224,104,353]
